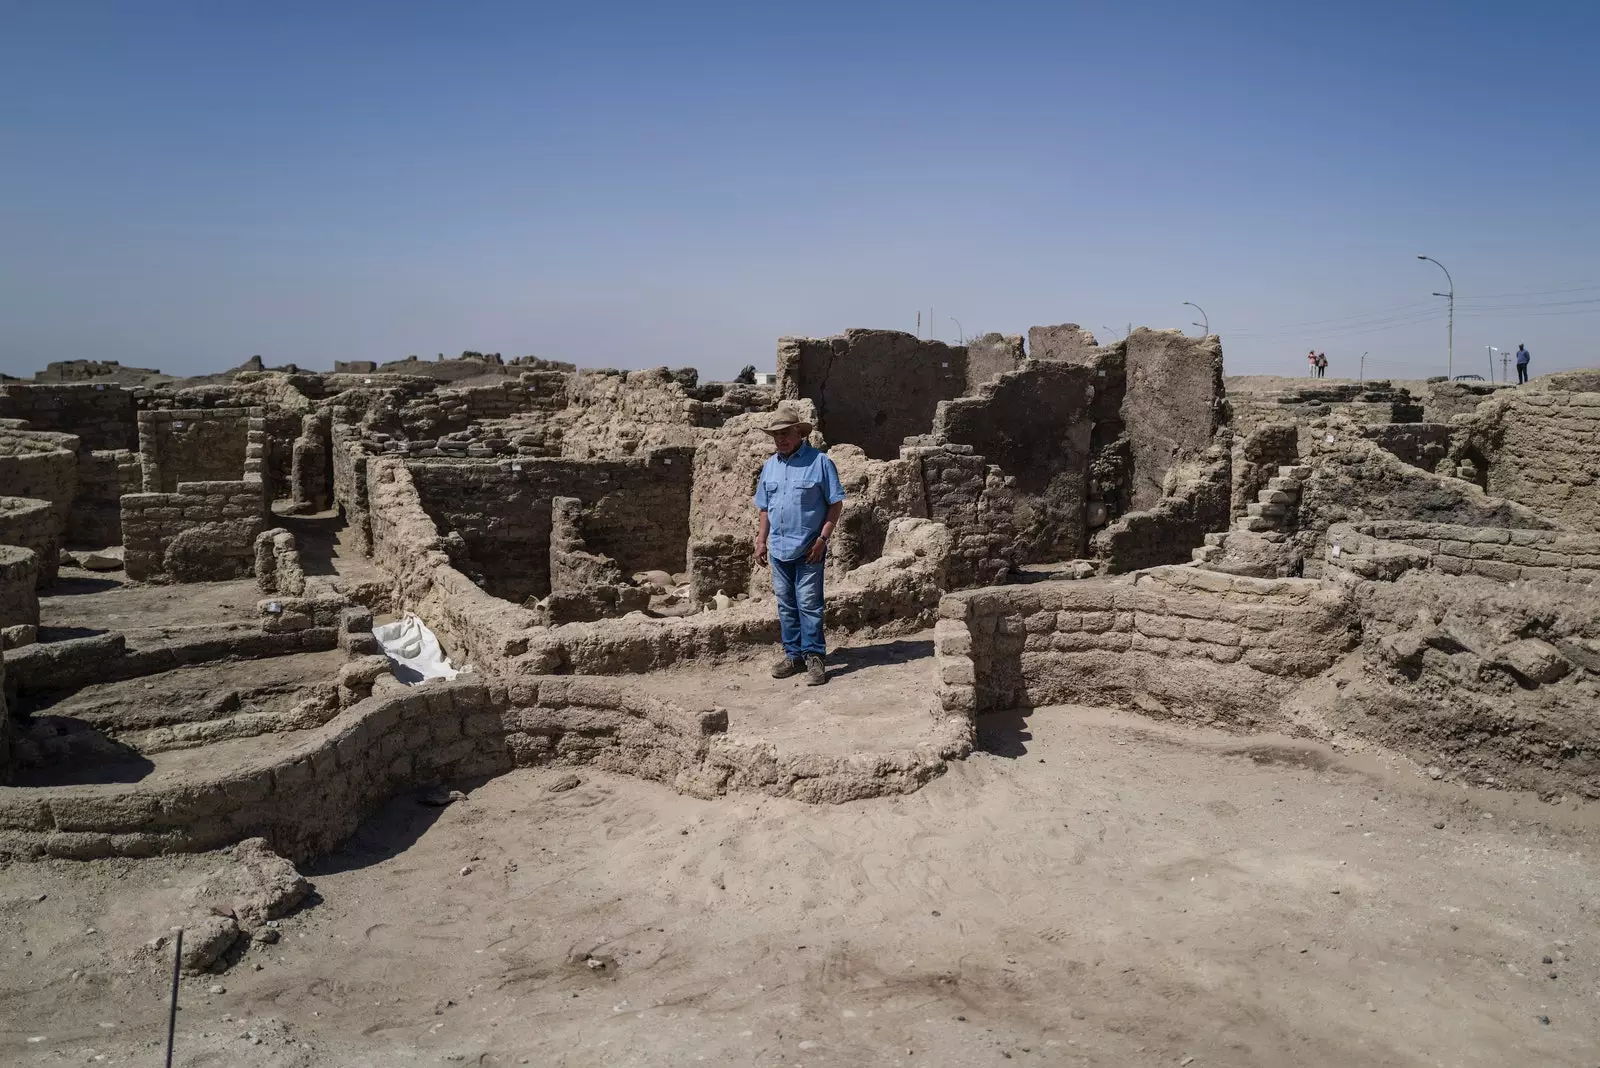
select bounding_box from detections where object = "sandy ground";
[634,634,938,757]
[39,574,267,637]
[3,706,1598,1067]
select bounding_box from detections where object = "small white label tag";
[1330,545,1341,558]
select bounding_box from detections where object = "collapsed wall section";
[776,330,967,460]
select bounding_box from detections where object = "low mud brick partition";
[933,566,1355,725]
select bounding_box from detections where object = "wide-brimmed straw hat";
[760,405,813,435]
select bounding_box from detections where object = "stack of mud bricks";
[903,444,1015,588]
[0,383,137,451]
[932,601,979,718]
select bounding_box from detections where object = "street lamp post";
[1487,346,1499,382]
[949,318,964,344]
[1416,255,1454,379]
[1182,301,1209,336]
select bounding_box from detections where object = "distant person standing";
[1316,352,1329,378]
[1516,343,1530,384]
[1307,350,1317,377]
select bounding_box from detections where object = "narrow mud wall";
[777,330,967,460]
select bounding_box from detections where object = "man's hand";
[805,537,827,564]
[754,540,768,568]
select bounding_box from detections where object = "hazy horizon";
[3,2,1596,383]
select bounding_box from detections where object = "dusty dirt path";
[3,707,1598,1066]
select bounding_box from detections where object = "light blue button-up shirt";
[753,442,846,563]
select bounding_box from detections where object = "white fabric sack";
[372,613,461,682]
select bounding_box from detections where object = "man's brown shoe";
[771,657,805,679]
[804,654,827,686]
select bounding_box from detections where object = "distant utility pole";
[1416,255,1454,379]
[916,311,921,337]
[1182,301,1209,336]
[1501,348,1510,383]
[1360,351,1367,383]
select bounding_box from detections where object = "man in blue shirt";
[752,405,846,685]
[1516,344,1531,384]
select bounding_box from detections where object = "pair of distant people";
[1306,350,1329,378]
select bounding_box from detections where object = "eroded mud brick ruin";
[2,338,1598,975]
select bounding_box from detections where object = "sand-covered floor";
[3,707,1598,1067]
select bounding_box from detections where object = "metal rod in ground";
[165,928,183,1068]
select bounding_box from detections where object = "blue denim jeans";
[771,555,826,660]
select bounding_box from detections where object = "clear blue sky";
[2,1,1596,382]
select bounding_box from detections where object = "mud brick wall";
[1326,521,1600,586]
[902,445,1016,587]
[0,384,137,451]
[121,480,269,582]
[288,413,329,512]
[933,362,1094,561]
[1296,433,1554,573]
[0,431,77,585]
[1027,323,1101,365]
[138,408,255,492]
[963,333,1024,394]
[1228,382,1425,439]
[688,534,751,603]
[1473,391,1600,532]
[1123,329,1226,511]
[0,545,40,630]
[1094,439,1231,574]
[0,498,56,590]
[407,448,694,603]
[935,566,1353,724]
[1358,423,1452,473]
[330,423,375,554]
[0,676,736,862]
[777,330,967,461]
[1081,346,1131,530]
[67,449,140,546]
[1232,424,1299,521]
[559,368,728,459]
